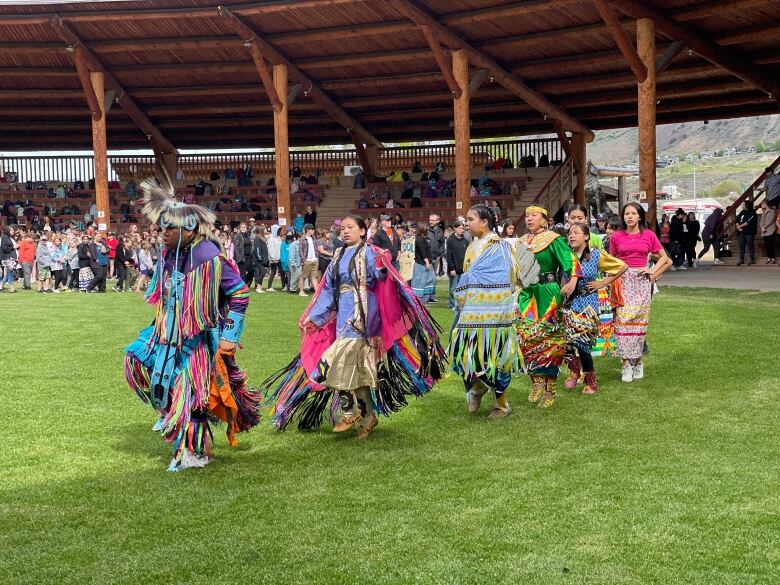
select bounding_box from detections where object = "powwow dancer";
[125,181,260,472]
[609,203,672,383]
[263,215,445,439]
[563,222,627,395]
[517,205,581,408]
[450,205,538,419]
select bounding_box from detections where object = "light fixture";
[243,34,255,47]
[687,49,693,56]
[489,76,495,83]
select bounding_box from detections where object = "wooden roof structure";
[0,0,777,151]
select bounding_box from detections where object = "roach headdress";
[140,178,219,243]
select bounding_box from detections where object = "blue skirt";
[411,262,436,298]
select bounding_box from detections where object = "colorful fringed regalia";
[263,242,445,438]
[449,233,533,418]
[124,182,259,471]
[517,228,582,408]
[562,248,626,394]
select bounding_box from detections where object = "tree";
[710,179,741,198]
[756,142,765,153]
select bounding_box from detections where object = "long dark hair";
[501,219,516,237]
[331,215,370,342]
[568,204,589,219]
[416,222,429,238]
[568,221,592,261]
[620,202,646,231]
[470,203,498,232]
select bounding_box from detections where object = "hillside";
[587,115,780,165]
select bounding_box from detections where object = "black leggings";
[116,263,128,290]
[68,268,80,289]
[764,233,776,260]
[53,269,67,289]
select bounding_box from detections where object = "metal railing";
[718,154,779,240]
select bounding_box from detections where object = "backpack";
[210,171,220,181]
[224,168,236,180]
[539,154,549,167]
[412,161,422,173]
[434,161,445,172]
[74,180,84,189]
[25,180,33,191]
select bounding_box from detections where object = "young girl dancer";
[450,205,533,419]
[563,222,627,394]
[264,215,445,439]
[609,203,672,383]
[517,205,581,408]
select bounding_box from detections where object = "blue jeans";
[448,273,461,308]
[738,232,755,262]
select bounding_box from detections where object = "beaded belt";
[538,271,558,283]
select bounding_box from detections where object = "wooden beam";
[593,0,647,83]
[419,25,462,98]
[656,40,684,74]
[452,49,471,213]
[637,18,657,228]
[353,140,374,178]
[72,47,103,121]
[468,69,489,97]
[552,120,572,158]
[90,71,110,231]
[572,132,586,205]
[295,48,431,70]
[443,0,581,26]
[219,6,283,112]
[287,84,303,106]
[215,11,382,148]
[388,0,595,142]
[673,0,771,21]
[273,64,291,227]
[50,17,178,156]
[607,0,777,95]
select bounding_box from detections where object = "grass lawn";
[0,284,777,584]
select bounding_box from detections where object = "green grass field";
[1,285,778,584]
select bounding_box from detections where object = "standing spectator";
[445,220,468,310]
[298,223,319,297]
[36,234,53,293]
[134,240,154,293]
[669,208,686,270]
[293,211,305,235]
[763,167,779,207]
[113,237,131,292]
[0,226,18,293]
[287,232,301,293]
[427,213,444,276]
[735,200,758,265]
[760,200,777,265]
[372,214,401,268]
[87,232,109,292]
[77,235,93,292]
[50,235,67,291]
[252,226,269,294]
[280,228,292,291]
[659,215,671,256]
[265,224,282,292]
[18,233,36,290]
[684,212,700,268]
[232,223,254,285]
[697,208,724,265]
[105,232,118,278]
[304,205,317,228]
[412,221,436,303]
[317,227,334,278]
[65,238,80,291]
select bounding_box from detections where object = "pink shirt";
[609,229,662,268]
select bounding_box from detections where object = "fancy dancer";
[517,205,581,408]
[125,182,259,472]
[563,222,627,394]
[450,205,534,419]
[264,215,445,439]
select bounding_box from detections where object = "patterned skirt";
[516,317,567,378]
[411,262,436,299]
[614,270,652,360]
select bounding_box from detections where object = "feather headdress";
[140,178,219,244]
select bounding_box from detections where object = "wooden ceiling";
[0,0,777,151]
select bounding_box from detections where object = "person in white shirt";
[298,224,320,296]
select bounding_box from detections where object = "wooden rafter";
[388,0,595,141]
[419,25,462,98]
[49,17,178,155]
[72,46,102,121]
[213,11,382,148]
[552,120,573,158]
[468,69,489,97]
[607,0,778,96]
[592,0,647,83]
[656,40,685,74]
[219,7,282,112]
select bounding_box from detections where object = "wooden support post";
[354,139,374,179]
[365,144,379,178]
[74,47,102,121]
[273,63,291,227]
[572,132,586,205]
[90,71,110,231]
[637,18,657,228]
[248,42,283,112]
[452,49,470,214]
[553,120,573,158]
[420,24,462,98]
[618,175,627,210]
